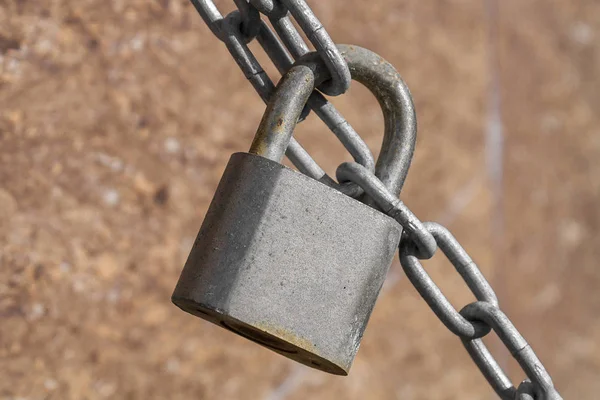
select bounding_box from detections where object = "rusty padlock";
[172,45,417,375]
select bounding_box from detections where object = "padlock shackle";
[249,44,416,198]
[344,45,416,198]
[248,64,321,162]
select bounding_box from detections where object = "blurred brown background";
[1,0,599,399]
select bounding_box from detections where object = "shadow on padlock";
[172,45,416,375]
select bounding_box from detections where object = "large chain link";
[187,1,562,398]
[338,162,563,400]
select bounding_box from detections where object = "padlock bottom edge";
[172,296,349,376]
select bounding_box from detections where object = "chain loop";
[191,0,259,43]
[251,0,351,95]
[233,0,262,41]
[460,302,562,400]
[399,223,498,338]
[278,0,351,95]
[516,381,537,400]
[221,11,274,99]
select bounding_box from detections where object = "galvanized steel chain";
[337,161,563,400]
[189,0,371,197]
[187,1,562,398]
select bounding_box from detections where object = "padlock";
[172,45,417,375]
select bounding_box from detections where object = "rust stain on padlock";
[189,299,349,374]
[250,322,351,375]
[251,140,268,157]
[255,322,317,351]
[273,115,286,136]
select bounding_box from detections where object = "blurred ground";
[1,0,599,399]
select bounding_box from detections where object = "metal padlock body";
[173,45,418,375]
[173,152,400,374]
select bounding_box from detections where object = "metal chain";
[187,1,562,398]
[191,0,373,197]
[337,162,563,400]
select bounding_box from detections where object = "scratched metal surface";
[0,0,598,399]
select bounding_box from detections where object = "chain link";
[276,0,351,95]
[460,302,562,400]
[187,1,562,398]
[400,223,497,338]
[248,0,351,95]
[339,161,562,400]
